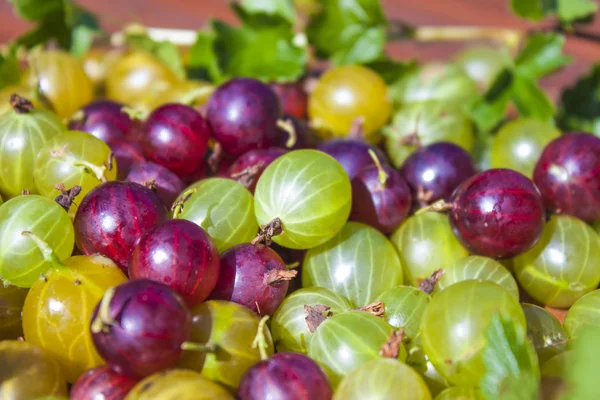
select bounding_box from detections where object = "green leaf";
[0,51,21,90]
[211,19,307,82]
[480,313,540,400]
[515,33,571,79]
[65,4,100,58]
[365,57,418,85]
[557,63,600,136]
[511,73,555,122]
[509,0,556,21]
[469,69,513,132]
[306,0,387,65]
[8,0,63,21]
[239,0,296,25]
[557,0,597,24]
[187,31,224,83]
[125,33,186,80]
[567,326,600,400]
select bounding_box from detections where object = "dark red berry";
[350,164,412,234]
[109,139,146,180]
[142,103,211,176]
[129,220,220,306]
[69,100,135,144]
[210,243,294,316]
[70,365,138,400]
[238,352,333,400]
[126,161,185,208]
[318,139,388,180]
[228,148,286,193]
[207,78,282,157]
[533,133,600,222]
[74,181,168,272]
[401,142,477,207]
[90,279,191,379]
[449,169,546,259]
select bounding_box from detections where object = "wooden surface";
[1,0,599,98]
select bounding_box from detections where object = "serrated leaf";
[306,0,387,65]
[480,313,540,400]
[125,33,186,80]
[8,0,63,21]
[557,63,600,136]
[187,30,224,83]
[365,57,418,85]
[239,0,296,25]
[469,69,513,132]
[211,19,307,82]
[510,0,556,21]
[511,73,555,122]
[558,0,597,24]
[515,33,571,79]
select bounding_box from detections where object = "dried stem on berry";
[379,329,405,358]
[355,301,385,317]
[264,269,298,286]
[10,94,34,113]
[419,269,444,294]
[231,161,265,189]
[144,179,158,192]
[53,184,82,212]
[305,304,333,333]
[252,218,284,246]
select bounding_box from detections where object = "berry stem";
[277,119,297,148]
[121,106,148,121]
[252,315,271,361]
[415,199,454,215]
[171,188,197,217]
[21,231,63,266]
[91,286,117,334]
[181,342,218,353]
[179,86,215,106]
[73,160,109,183]
[368,149,388,188]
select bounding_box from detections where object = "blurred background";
[1,0,599,99]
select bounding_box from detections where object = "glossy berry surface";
[0,284,27,340]
[449,169,546,259]
[126,369,234,400]
[238,352,333,400]
[210,243,290,316]
[309,65,391,139]
[126,161,185,207]
[69,100,135,144]
[74,181,168,272]
[207,78,282,157]
[109,139,146,180]
[350,162,411,233]
[90,279,191,379]
[271,82,308,119]
[70,365,138,400]
[318,139,388,180]
[533,133,600,222]
[227,148,287,194]
[129,219,220,306]
[142,104,211,176]
[401,142,476,206]
[334,358,431,400]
